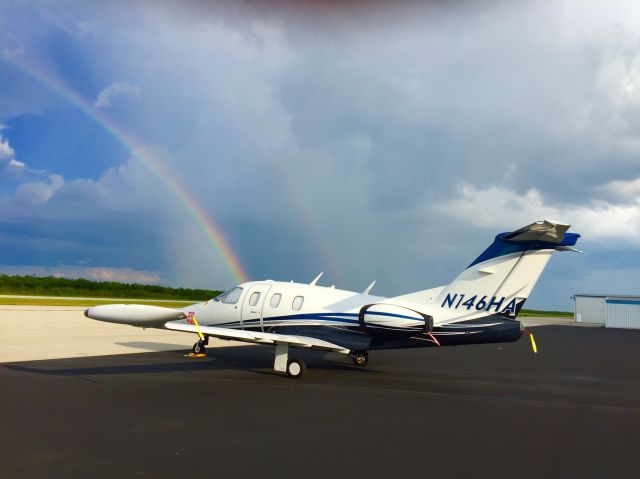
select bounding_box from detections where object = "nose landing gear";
[186,336,209,358]
[185,312,208,358]
[192,338,207,355]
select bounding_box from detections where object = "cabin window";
[270,293,282,308]
[292,296,304,311]
[249,292,261,307]
[217,287,243,304]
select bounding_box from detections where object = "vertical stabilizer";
[393,220,580,323]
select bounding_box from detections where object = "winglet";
[363,281,376,295]
[310,272,324,286]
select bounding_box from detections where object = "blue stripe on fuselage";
[212,310,424,328]
[213,313,359,328]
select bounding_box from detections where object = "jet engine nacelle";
[359,303,433,337]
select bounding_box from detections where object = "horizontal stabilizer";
[502,220,575,245]
[556,245,583,253]
[470,219,580,268]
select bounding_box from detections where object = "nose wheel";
[192,340,206,355]
[186,336,209,358]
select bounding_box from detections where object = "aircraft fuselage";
[180,280,523,351]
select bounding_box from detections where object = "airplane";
[85,219,580,378]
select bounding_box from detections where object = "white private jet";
[86,220,580,378]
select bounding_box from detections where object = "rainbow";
[3,56,249,285]
[276,169,345,286]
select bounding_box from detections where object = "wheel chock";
[184,353,207,359]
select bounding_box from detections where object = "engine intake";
[359,303,433,337]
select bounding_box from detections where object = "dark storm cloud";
[1,0,639,308]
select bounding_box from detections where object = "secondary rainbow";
[4,56,249,284]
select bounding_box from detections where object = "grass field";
[0,274,220,302]
[519,309,573,318]
[0,295,574,317]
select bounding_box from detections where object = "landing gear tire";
[192,340,206,355]
[351,351,368,367]
[286,358,306,379]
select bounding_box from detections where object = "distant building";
[574,294,640,330]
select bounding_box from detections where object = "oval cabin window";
[292,296,304,311]
[249,292,261,307]
[270,293,282,308]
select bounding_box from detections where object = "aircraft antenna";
[363,281,376,294]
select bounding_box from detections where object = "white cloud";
[436,180,640,245]
[597,177,640,202]
[9,159,25,168]
[94,81,141,108]
[0,133,25,171]
[15,175,64,203]
[3,0,640,307]
[0,137,14,160]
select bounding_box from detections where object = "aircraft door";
[241,284,272,331]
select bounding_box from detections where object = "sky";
[1,0,639,310]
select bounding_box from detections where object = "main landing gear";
[286,358,306,378]
[350,350,369,367]
[274,346,368,378]
[274,343,306,378]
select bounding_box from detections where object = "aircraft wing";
[165,321,351,354]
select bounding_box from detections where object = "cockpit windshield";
[213,287,243,304]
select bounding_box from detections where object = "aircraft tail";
[395,220,580,322]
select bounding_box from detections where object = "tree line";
[0,274,223,300]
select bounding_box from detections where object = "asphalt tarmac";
[1,325,639,479]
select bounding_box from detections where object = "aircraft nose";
[84,308,90,318]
